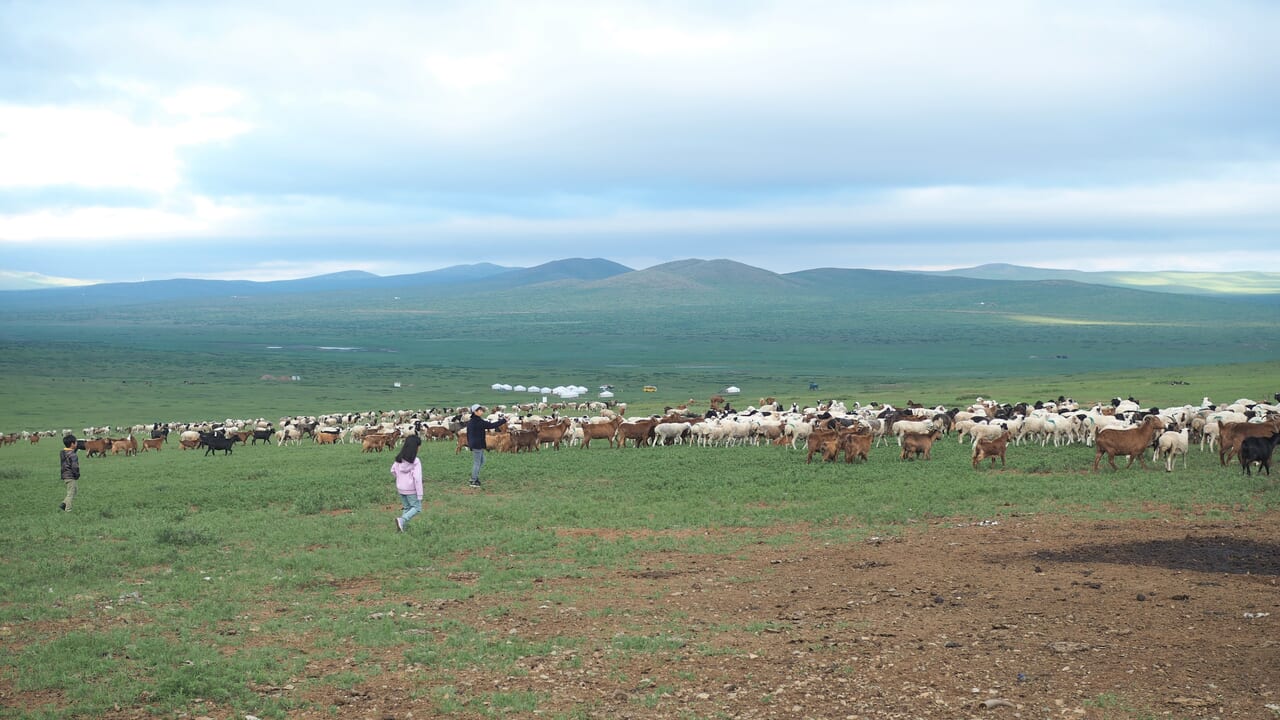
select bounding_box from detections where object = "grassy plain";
[2,271,1279,717]
[2,428,1277,718]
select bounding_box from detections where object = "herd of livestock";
[6,393,1280,475]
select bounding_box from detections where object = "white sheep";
[892,418,936,446]
[785,420,814,450]
[1017,414,1049,445]
[969,421,1010,445]
[651,422,691,446]
[1153,427,1190,472]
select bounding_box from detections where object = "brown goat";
[1218,416,1280,466]
[534,418,571,450]
[813,429,872,464]
[840,431,872,463]
[972,430,1011,469]
[361,434,391,453]
[1092,415,1163,471]
[900,429,942,461]
[615,418,658,449]
[805,427,841,464]
[508,427,539,453]
[580,417,623,449]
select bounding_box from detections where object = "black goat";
[1239,432,1280,476]
[199,432,236,456]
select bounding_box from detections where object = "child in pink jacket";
[391,435,423,532]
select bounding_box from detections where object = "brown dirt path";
[302,511,1280,719]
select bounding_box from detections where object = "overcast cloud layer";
[1,0,1278,287]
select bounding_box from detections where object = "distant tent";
[599,390,614,398]
[513,385,527,392]
[725,386,741,394]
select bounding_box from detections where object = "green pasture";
[1,430,1276,718]
[3,271,1280,431]
[2,274,1279,716]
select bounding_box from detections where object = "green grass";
[2,280,1279,717]
[0,431,1275,717]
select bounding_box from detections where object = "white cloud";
[162,85,245,116]
[0,86,250,194]
[423,52,513,91]
[0,197,246,242]
[1,1,1278,282]
[0,105,183,192]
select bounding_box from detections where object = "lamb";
[1239,431,1280,476]
[1093,415,1163,471]
[1152,426,1190,472]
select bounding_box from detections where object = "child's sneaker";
[395,517,404,532]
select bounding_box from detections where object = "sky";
[2,1,1279,289]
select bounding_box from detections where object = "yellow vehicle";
[643,385,657,393]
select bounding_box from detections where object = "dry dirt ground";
[12,510,1280,719]
[292,510,1280,720]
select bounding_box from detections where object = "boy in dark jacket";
[60,434,80,511]
[465,404,507,488]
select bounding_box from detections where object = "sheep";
[892,418,937,446]
[1093,415,1164,471]
[1239,432,1280,476]
[276,424,303,446]
[1017,414,1049,445]
[651,422,692,446]
[784,420,814,449]
[178,429,201,450]
[968,421,1009,445]
[1152,427,1190,472]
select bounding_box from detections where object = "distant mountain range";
[2,258,1279,310]
[925,263,1280,296]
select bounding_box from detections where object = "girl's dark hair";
[395,434,420,464]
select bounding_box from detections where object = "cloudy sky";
[2,1,1278,288]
